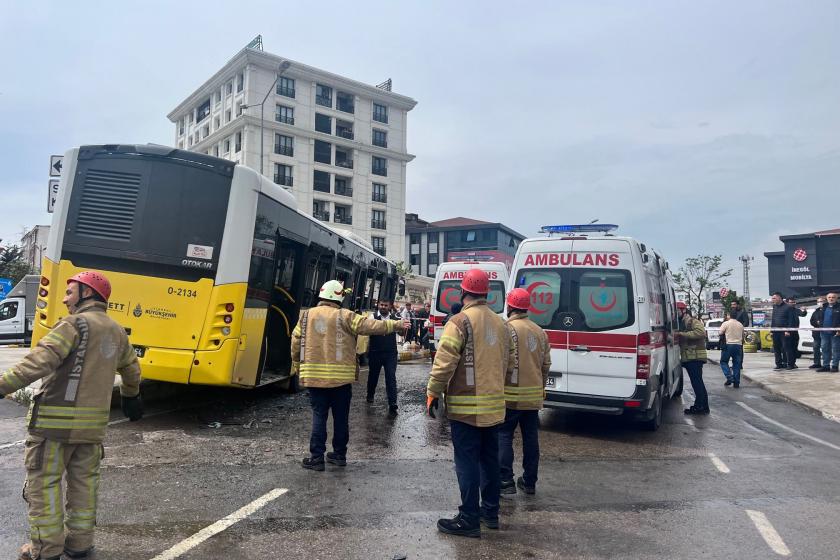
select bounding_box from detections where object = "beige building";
[21,225,50,273]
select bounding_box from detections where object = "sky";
[1,0,838,298]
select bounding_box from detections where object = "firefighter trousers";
[23,436,103,559]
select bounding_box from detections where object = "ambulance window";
[574,270,633,331]
[436,281,462,314]
[486,281,505,313]
[514,270,563,328]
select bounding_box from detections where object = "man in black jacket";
[366,299,400,416]
[771,293,798,370]
[729,301,750,327]
[810,296,826,368]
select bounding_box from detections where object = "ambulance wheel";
[640,390,662,432]
[673,370,684,397]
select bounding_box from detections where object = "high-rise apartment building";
[167,44,416,259]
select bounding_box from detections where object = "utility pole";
[739,255,754,311]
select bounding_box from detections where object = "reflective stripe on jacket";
[290,301,402,388]
[0,301,141,444]
[504,313,551,410]
[427,299,513,427]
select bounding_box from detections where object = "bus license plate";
[546,377,556,388]
[134,346,146,358]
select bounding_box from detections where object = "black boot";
[480,515,500,529]
[516,476,535,495]
[500,479,516,495]
[326,452,347,467]
[388,405,398,417]
[724,379,732,386]
[302,455,325,471]
[437,513,480,538]
[63,547,94,559]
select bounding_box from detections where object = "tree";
[395,261,411,277]
[0,245,32,286]
[673,255,733,317]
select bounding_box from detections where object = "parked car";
[705,319,723,350]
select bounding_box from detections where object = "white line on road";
[683,417,699,432]
[149,488,288,560]
[736,401,840,452]
[708,452,730,473]
[745,509,791,556]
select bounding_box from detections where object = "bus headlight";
[221,327,231,336]
[36,300,48,309]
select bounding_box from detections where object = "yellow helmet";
[319,280,350,303]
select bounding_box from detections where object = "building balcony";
[372,193,387,203]
[274,145,294,157]
[274,175,293,187]
[314,182,330,193]
[276,86,295,98]
[335,159,354,170]
[335,185,353,197]
[371,220,387,230]
[334,214,352,225]
[316,94,332,107]
[372,137,387,148]
[314,211,330,221]
[275,114,295,125]
[372,167,387,177]
[336,127,354,140]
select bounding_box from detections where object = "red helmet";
[67,271,111,301]
[506,288,531,310]
[676,301,687,310]
[460,269,490,295]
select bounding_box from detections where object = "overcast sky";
[2,1,838,297]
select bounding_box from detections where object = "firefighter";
[426,269,513,537]
[499,288,551,496]
[0,271,142,560]
[291,280,408,471]
[676,301,709,414]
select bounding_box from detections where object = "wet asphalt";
[1,351,840,559]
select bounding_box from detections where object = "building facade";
[167,46,417,260]
[21,225,50,273]
[404,215,526,277]
[765,228,840,299]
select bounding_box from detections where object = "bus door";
[263,237,304,376]
[301,244,333,308]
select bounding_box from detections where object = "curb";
[740,370,839,424]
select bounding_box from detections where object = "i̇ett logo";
[792,248,807,262]
[133,304,143,318]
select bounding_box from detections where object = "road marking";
[708,452,730,473]
[150,488,288,560]
[745,509,791,556]
[683,417,699,432]
[736,401,840,452]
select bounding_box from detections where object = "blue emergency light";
[540,224,619,235]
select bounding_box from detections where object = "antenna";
[245,35,263,51]
[739,255,754,310]
[376,79,392,91]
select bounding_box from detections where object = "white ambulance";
[508,225,683,430]
[430,261,508,347]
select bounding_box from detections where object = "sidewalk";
[732,350,840,423]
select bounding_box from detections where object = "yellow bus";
[34,144,400,389]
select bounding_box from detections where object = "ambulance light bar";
[540,224,619,235]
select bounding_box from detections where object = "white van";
[0,275,39,346]
[431,261,508,347]
[508,226,683,430]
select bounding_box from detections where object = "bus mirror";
[398,281,406,297]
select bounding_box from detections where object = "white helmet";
[319,280,349,303]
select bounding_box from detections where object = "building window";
[226,81,233,95]
[335,177,352,197]
[197,99,211,122]
[236,73,244,93]
[334,204,352,225]
[372,183,387,203]
[213,145,219,156]
[465,231,477,242]
[277,76,295,98]
[373,103,388,123]
[235,132,241,152]
[409,254,420,266]
[314,140,332,164]
[335,147,353,169]
[337,91,354,113]
[372,156,387,176]
[336,120,354,140]
[178,119,184,135]
[315,113,332,134]
[313,200,329,221]
[274,134,294,156]
[313,170,330,192]
[372,209,386,230]
[225,109,231,123]
[427,252,439,266]
[274,164,293,187]
[275,105,294,125]
[409,233,421,247]
[372,129,387,148]
[316,84,333,107]
[371,236,386,256]
[223,138,230,154]
[236,102,243,117]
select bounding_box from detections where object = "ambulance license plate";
[546,377,556,388]
[133,346,146,358]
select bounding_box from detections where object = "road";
[1,349,839,559]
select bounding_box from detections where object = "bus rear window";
[515,268,634,331]
[436,280,505,314]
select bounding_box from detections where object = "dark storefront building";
[765,228,840,299]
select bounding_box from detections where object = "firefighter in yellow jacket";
[426,269,514,537]
[291,280,407,471]
[499,288,551,496]
[0,271,142,560]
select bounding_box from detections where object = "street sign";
[0,278,13,299]
[49,155,64,177]
[47,179,60,213]
[719,287,729,297]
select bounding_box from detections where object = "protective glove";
[121,395,143,421]
[426,395,439,418]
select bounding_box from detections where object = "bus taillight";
[40,277,50,286]
[223,315,232,324]
[225,303,235,312]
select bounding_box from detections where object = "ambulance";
[430,261,508,347]
[508,225,683,430]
